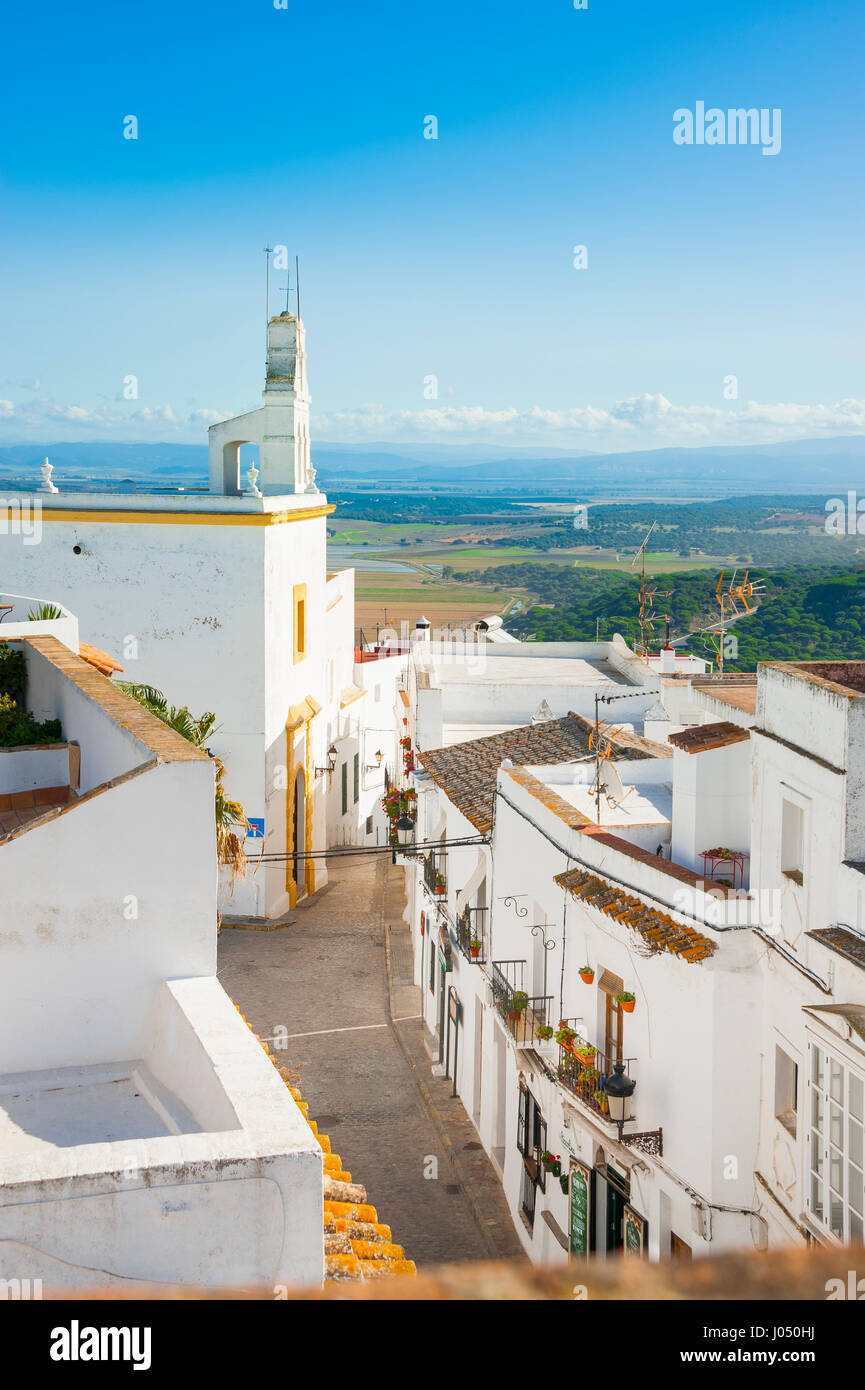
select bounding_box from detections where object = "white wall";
[0,759,216,1073]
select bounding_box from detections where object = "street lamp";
[605,1062,636,1143]
[392,811,417,864]
[366,748,384,772]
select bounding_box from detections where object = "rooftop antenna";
[263,246,273,330]
[281,273,292,315]
[629,522,671,658]
[296,254,301,321]
[700,569,766,674]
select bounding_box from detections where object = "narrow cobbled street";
[218,854,524,1268]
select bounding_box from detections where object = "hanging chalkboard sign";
[569,1160,591,1256]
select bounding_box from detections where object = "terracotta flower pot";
[579,970,595,984]
[620,998,635,1014]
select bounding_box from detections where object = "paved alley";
[217,854,524,1268]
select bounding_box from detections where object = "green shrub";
[0,693,62,747]
[0,644,26,703]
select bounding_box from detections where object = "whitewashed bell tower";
[208,310,316,496]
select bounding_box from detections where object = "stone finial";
[304,465,319,495]
[243,463,262,499]
[39,457,58,494]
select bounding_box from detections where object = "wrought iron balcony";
[554,1017,636,1121]
[422,852,447,902]
[456,906,487,964]
[490,960,553,1048]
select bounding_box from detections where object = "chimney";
[659,645,677,675]
[414,616,432,645]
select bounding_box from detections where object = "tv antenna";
[630,522,671,657]
[696,569,766,674]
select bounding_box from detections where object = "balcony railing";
[490,960,553,1048]
[422,853,447,902]
[456,906,487,964]
[555,1017,636,1120]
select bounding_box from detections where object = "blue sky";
[0,0,863,450]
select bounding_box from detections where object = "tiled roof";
[667,721,750,754]
[0,784,70,838]
[807,926,865,972]
[237,1009,416,1283]
[418,713,663,834]
[78,641,123,676]
[555,867,718,963]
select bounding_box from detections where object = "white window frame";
[806,1036,865,1244]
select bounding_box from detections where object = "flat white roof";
[431,656,631,686]
[0,1062,204,1160]
[544,780,672,829]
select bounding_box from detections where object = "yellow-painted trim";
[284,697,319,906]
[0,505,336,527]
[293,582,308,664]
[339,686,366,709]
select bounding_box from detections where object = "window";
[365,814,373,835]
[808,1042,865,1242]
[293,584,307,663]
[517,1084,547,1229]
[353,752,359,804]
[341,762,348,816]
[775,1045,799,1137]
[781,797,804,884]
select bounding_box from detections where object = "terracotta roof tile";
[667,721,750,755]
[418,712,664,834]
[78,641,124,676]
[807,926,865,971]
[555,866,718,963]
[18,636,208,764]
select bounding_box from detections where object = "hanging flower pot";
[579,965,595,984]
[616,992,636,1014]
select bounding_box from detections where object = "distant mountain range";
[1,436,864,496]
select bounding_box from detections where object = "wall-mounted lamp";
[365,748,384,772]
[315,744,338,779]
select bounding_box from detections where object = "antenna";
[263,246,273,330]
[281,275,292,314]
[296,255,301,321]
[695,569,767,673]
[629,522,671,658]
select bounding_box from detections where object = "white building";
[0,631,323,1288]
[398,646,865,1263]
[0,311,385,919]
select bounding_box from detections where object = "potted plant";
[434,873,446,896]
[593,1088,609,1114]
[560,1173,570,1195]
[537,1023,554,1043]
[470,936,482,959]
[579,964,595,984]
[554,1024,577,1049]
[507,991,528,1025]
[573,1042,597,1066]
[578,1066,600,1088]
[616,991,636,1014]
[541,1150,562,1178]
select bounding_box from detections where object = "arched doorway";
[293,765,306,900]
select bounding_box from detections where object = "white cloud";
[0,391,863,451]
[312,394,865,449]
